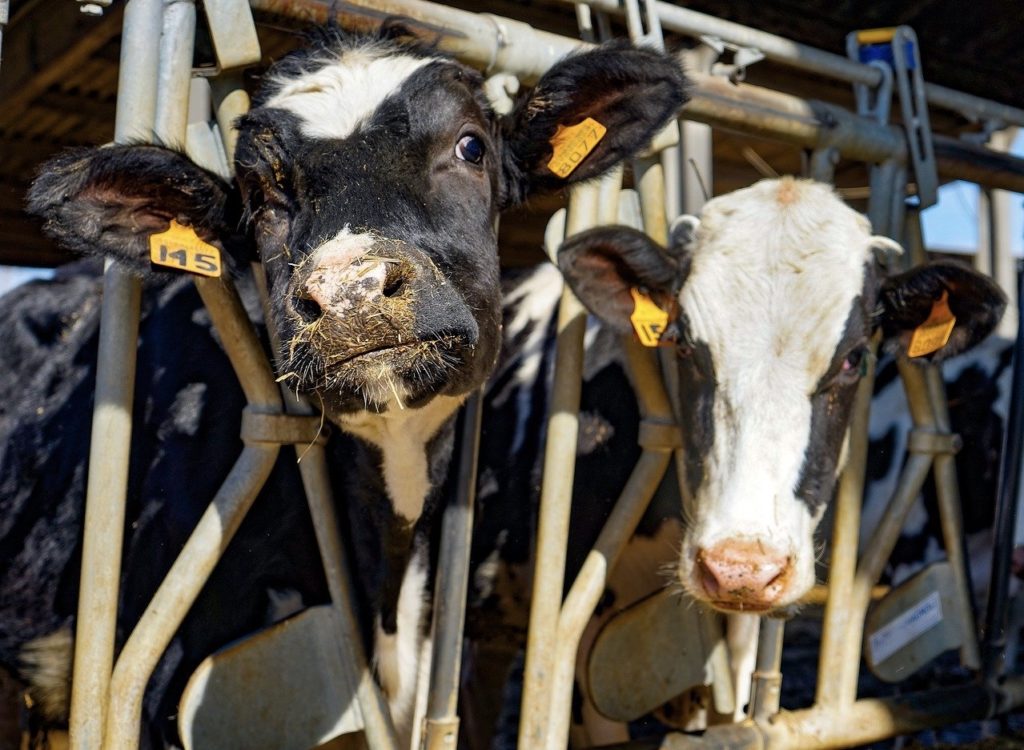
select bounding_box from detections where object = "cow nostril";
[294,295,323,323]
[382,265,407,298]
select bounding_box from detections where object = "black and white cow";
[468,176,1007,744]
[4,28,688,747]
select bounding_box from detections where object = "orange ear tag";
[149,220,222,278]
[907,290,956,358]
[547,117,607,178]
[630,288,670,347]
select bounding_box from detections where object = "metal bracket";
[907,428,962,456]
[638,419,683,451]
[241,409,329,446]
[701,35,765,83]
[622,0,666,50]
[847,26,938,208]
[198,0,261,74]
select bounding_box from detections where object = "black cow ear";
[500,41,690,207]
[27,144,242,280]
[557,225,683,335]
[879,260,1007,362]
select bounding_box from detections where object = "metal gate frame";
[63,1,1024,749]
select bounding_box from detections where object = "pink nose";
[301,254,409,317]
[696,540,791,610]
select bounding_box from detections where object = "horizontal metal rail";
[550,0,1024,130]
[249,0,1024,193]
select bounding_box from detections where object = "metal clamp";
[847,26,938,208]
[701,35,765,83]
[638,419,683,451]
[907,428,962,456]
[241,409,329,446]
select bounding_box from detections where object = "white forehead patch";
[681,177,872,389]
[264,49,441,140]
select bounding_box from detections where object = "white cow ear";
[879,260,1007,362]
[557,225,682,335]
[869,235,904,270]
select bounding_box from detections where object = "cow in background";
[469,177,1006,745]
[3,27,689,748]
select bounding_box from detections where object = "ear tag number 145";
[149,220,222,278]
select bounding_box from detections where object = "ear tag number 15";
[149,220,222,278]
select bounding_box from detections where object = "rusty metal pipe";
[69,0,163,746]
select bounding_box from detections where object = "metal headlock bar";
[66,0,1024,749]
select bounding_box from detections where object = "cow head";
[28,30,689,423]
[558,177,1006,613]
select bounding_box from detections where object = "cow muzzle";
[694,539,793,612]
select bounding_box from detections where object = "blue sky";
[922,131,1024,255]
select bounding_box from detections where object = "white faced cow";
[14,28,688,747]
[557,177,1005,614]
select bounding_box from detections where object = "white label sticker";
[868,590,943,665]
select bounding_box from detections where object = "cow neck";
[335,394,465,523]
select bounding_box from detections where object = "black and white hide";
[3,27,689,749]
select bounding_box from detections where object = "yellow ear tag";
[907,290,956,358]
[630,288,670,347]
[149,220,222,278]
[547,117,607,178]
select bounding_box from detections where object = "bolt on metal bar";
[69,0,162,746]
[518,180,600,749]
[423,388,484,750]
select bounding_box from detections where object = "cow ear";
[879,260,1007,362]
[500,42,690,207]
[27,144,243,280]
[557,225,683,335]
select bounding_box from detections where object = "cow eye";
[837,346,868,384]
[455,134,485,164]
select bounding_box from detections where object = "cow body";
[469,178,1006,745]
[7,27,688,748]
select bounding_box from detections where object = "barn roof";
[0,0,1020,268]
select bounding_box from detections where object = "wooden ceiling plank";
[0,1,123,130]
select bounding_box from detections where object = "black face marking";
[793,263,874,513]
[674,314,716,507]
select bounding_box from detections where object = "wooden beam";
[0,0,123,129]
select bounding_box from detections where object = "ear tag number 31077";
[630,288,670,347]
[907,290,956,358]
[149,220,222,278]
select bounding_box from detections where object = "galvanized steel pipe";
[423,390,484,750]
[545,339,677,749]
[102,443,279,750]
[69,0,162,746]
[519,182,600,749]
[550,0,1024,130]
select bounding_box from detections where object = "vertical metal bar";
[544,337,675,750]
[984,266,1024,678]
[750,618,784,722]
[422,390,484,750]
[519,182,599,749]
[988,128,1020,337]
[69,0,162,746]
[154,0,196,147]
[904,210,982,669]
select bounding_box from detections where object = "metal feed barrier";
[60,0,1024,749]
